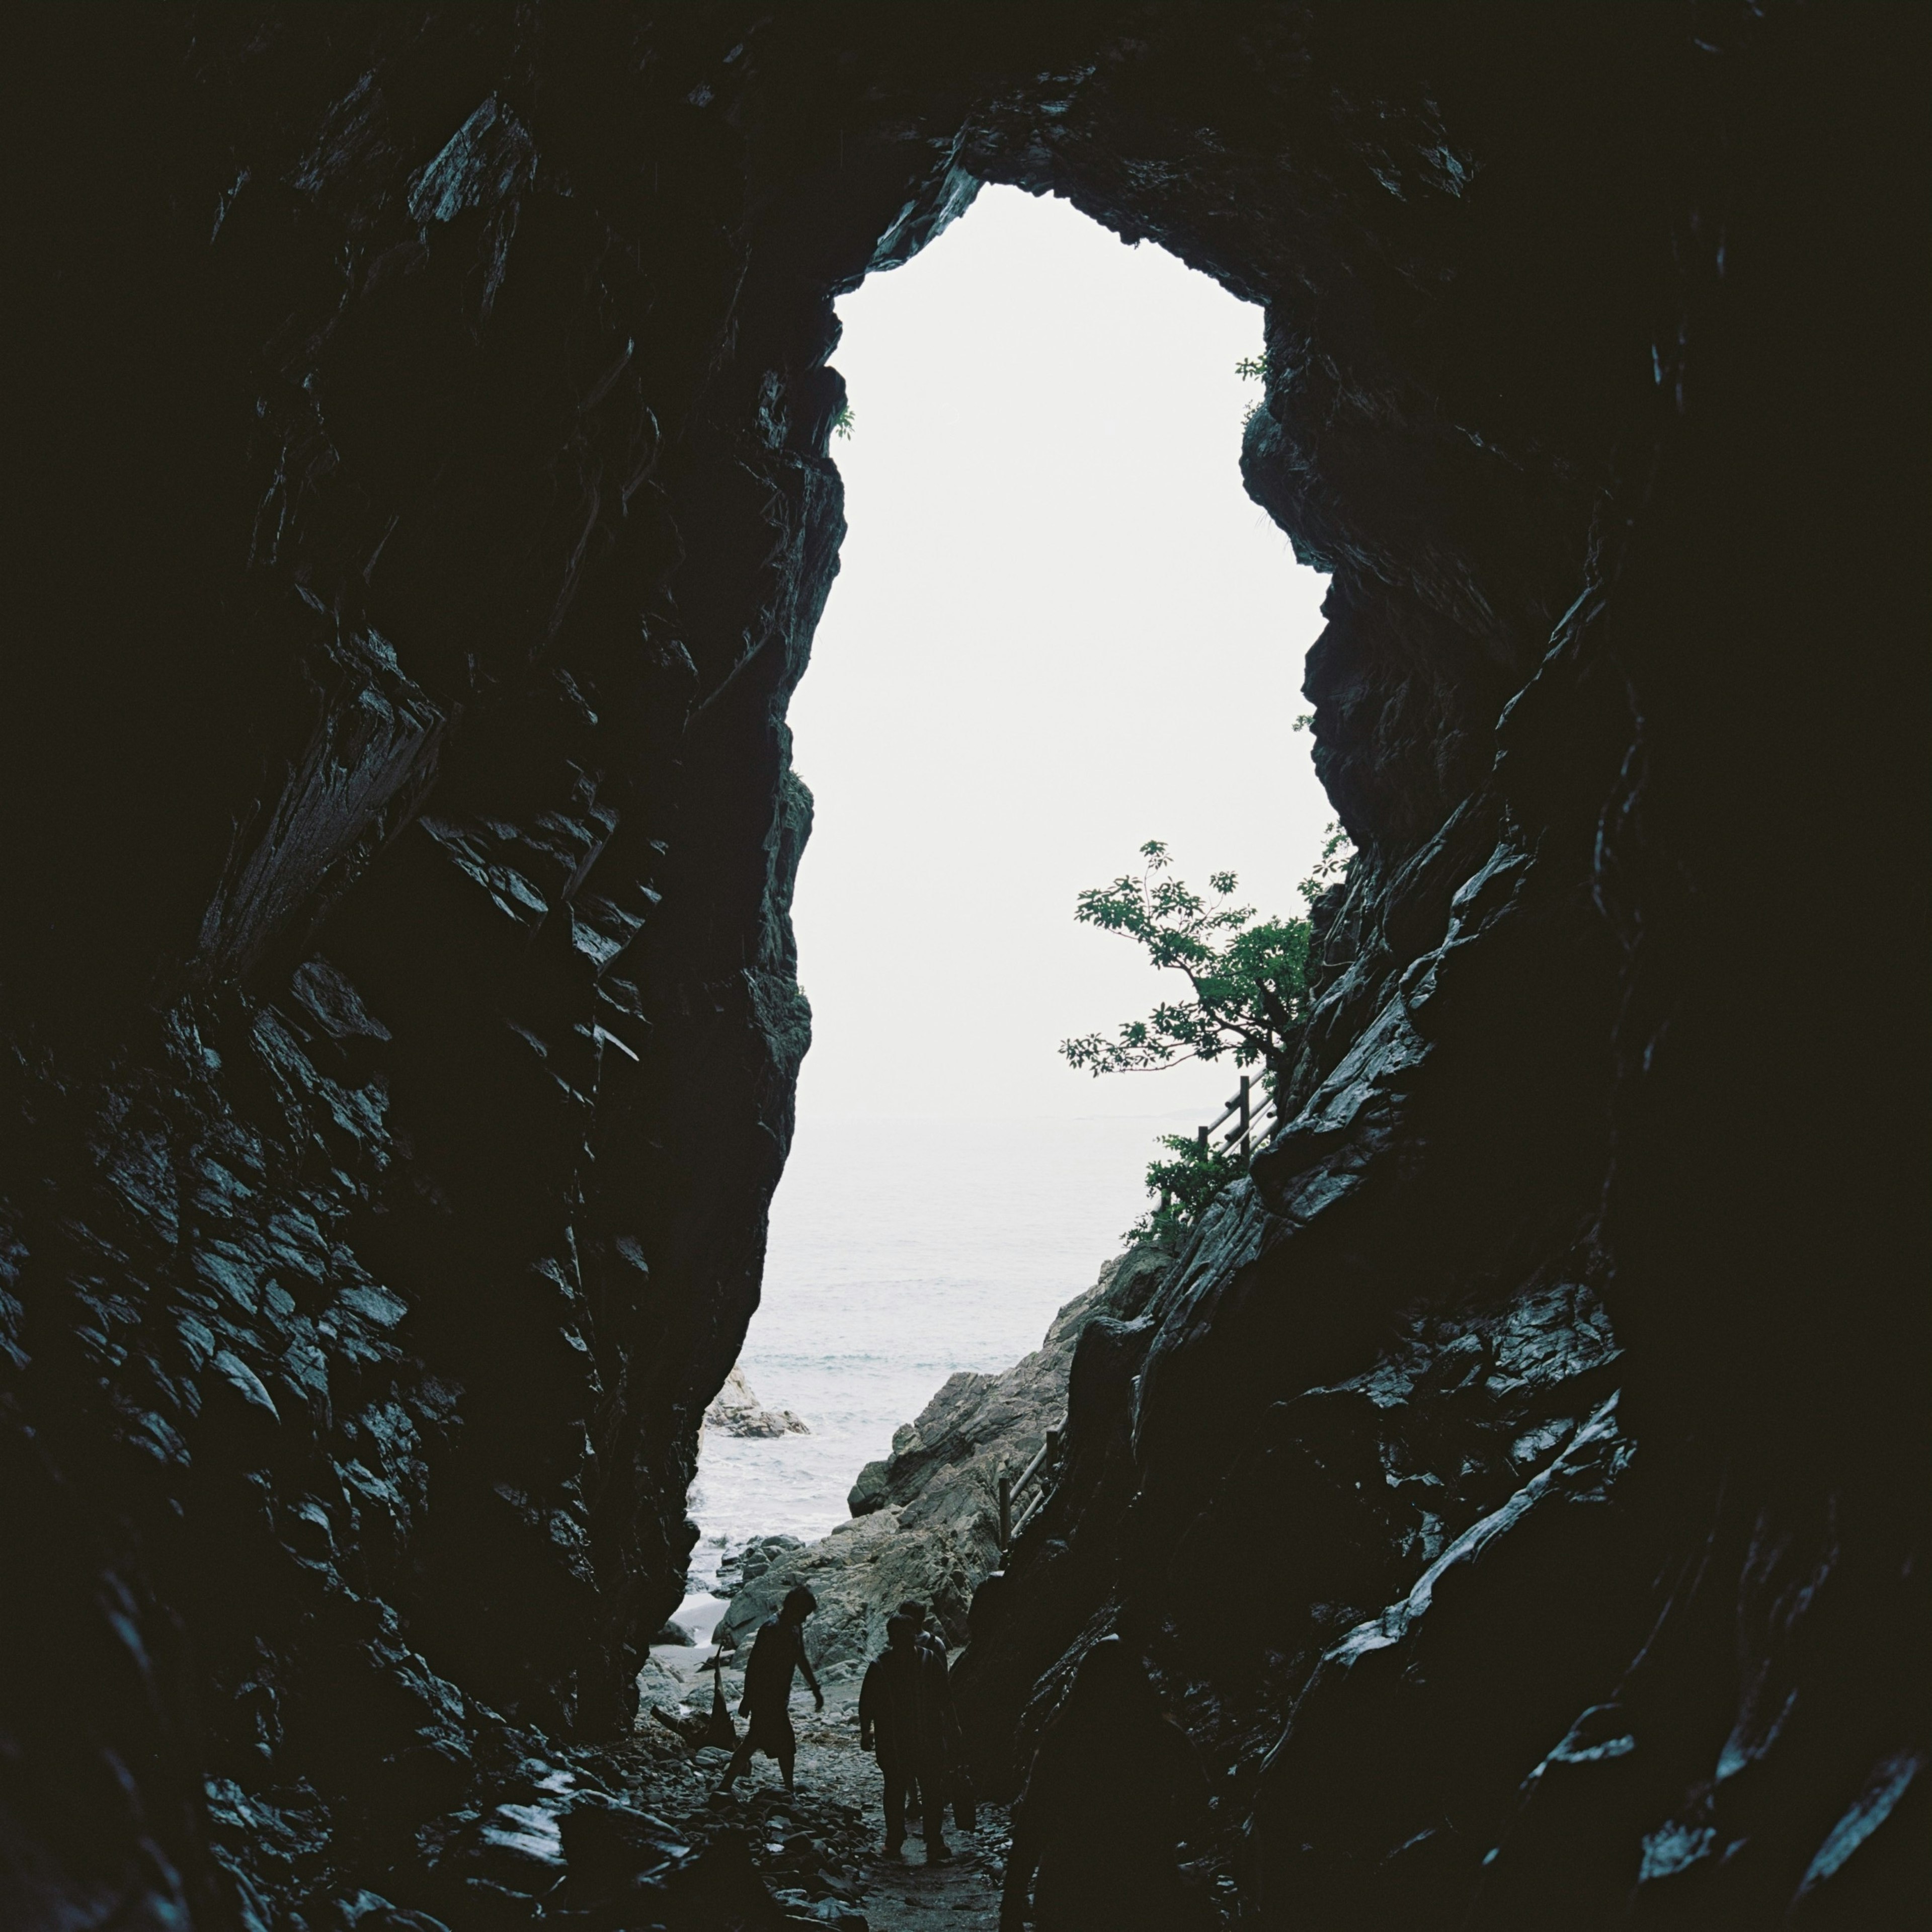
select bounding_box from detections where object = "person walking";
[860,1609,956,1860]
[717,1585,823,1795]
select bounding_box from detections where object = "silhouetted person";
[860,1608,958,1860]
[895,1598,970,1831]
[718,1585,823,1794]
[1000,1637,1212,1931]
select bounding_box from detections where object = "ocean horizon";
[686,1109,1199,1579]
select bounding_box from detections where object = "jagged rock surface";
[718,1245,1172,1665]
[847,1244,1172,1546]
[943,12,1930,1929]
[705,1365,810,1440]
[713,1506,976,1675]
[714,1534,806,1603]
[4,6,1924,1928]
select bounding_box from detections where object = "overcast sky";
[786,185,1332,1123]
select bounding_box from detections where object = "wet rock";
[719,1244,1172,1674]
[323,1895,452,1932]
[634,1651,685,1714]
[5,7,1923,1926]
[714,1509,976,1666]
[557,1794,690,1895]
[707,1366,812,1440]
[717,1533,807,1600]
[848,1242,1173,1557]
[1246,1396,1639,1922]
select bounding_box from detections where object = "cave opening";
[7,8,1924,1929]
[689,184,1333,1603]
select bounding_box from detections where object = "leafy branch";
[1059,841,1312,1082]
[1237,351,1269,426]
[1060,828,1359,1246]
[1299,820,1354,905]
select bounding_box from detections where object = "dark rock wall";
[3,5,1923,1925]
[2,8,907,1921]
[950,8,1930,1927]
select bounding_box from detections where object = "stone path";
[622,1650,1007,1929]
[764,1690,1006,1929]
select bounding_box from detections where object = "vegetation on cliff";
[1063,831,1352,1242]
[1060,839,1314,1082]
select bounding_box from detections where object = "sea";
[676,1112,1189,1634]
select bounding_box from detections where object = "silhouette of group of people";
[718,1585,969,1860]
[859,1599,970,1860]
[716,1588,1211,1924]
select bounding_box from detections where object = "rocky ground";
[608,1254,1184,1927]
[625,1647,1010,1931]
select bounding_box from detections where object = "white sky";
[787,185,1332,1123]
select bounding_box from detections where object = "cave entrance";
[684,185,1330,1623]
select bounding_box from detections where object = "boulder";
[714,1244,1175,1677]
[845,1242,1174,1567]
[714,1533,805,1599]
[711,1508,977,1669]
[633,1652,687,1724]
[704,1365,811,1438]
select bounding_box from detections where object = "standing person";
[859,1611,955,1860]
[1000,1637,1212,1931]
[860,1615,919,1856]
[894,1599,968,1830]
[718,1585,823,1795]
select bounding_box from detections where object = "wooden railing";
[1159,1072,1280,1214]
[1199,1071,1278,1160]
[996,1425,1062,1557]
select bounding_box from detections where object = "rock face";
[4,7,1924,1928]
[714,1534,807,1602]
[705,1365,810,1440]
[714,1507,975,1674]
[848,1244,1171,1548]
[719,1245,1172,1665]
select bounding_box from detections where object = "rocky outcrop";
[705,1366,810,1440]
[714,1534,806,1602]
[718,1244,1172,1666]
[5,7,1924,1928]
[942,13,1931,1927]
[6,9,951,1920]
[714,1506,976,1673]
[848,1244,1172,1544]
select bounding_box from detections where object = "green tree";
[1059,841,1312,1083]
[1128,1133,1246,1248]
[1061,831,1355,1245]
